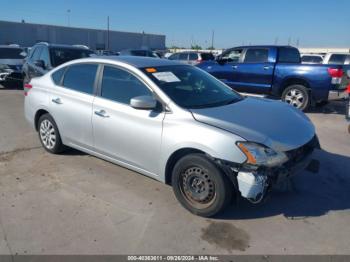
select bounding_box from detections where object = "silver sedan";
[24,56,318,217]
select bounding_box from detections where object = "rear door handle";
[52,98,62,104]
[232,65,238,69]
[94,109,109,118]
[263,66,270,70]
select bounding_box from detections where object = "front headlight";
[237,142,288,167]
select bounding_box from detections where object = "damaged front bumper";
[223,136,320,203]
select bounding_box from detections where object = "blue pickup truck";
[197,45,349,110]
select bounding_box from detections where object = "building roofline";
[0,20,165,38]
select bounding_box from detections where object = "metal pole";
[211,30,215,49]
[107,16,110,50]
[67,9,71,27]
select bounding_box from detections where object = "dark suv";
[22,43,94,85]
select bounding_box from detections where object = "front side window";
[221,49,242,62]
[101,66,152,104]
[142,65,243,109]
[189,53,198,61]
[168,53,179,60]
[39,47,50,68]
[244,48,269,63]
[62,64,97,94]
[30,47,42,61]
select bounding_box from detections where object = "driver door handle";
[263,66,270,70]
[94,109,109,118]
[232,65,238,69]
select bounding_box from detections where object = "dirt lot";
[0,89,349,255]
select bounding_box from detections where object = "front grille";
[285,135,318,166]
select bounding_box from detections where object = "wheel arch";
[34,109,50,131]
[279,77,311,95]
[164,148,206,185]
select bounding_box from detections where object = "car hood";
[190,97,315,152]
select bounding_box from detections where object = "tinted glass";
[179,53,188,60]
[189,53,198,60]
[301,56,323,63]
[142,65,242,109]
[31,47,42,61]
[328,54,347,64]
[50,48,93,67]
[278,47,301,63]
[168,53,179,60]
[101,66,152,104]
[62,64,97,94]
[0,48,23,59]
[51,67,66,85]
[221,49,242,62]
[200,53,215,60]
[39,47,50,67]
[130,50,148,56]
[244,48,269,63]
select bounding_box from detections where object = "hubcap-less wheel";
[284,88,305,108]
[179,166,216,209]
[39,119,56,150]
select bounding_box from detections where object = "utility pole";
[67,9,71,27]
[211,30,215,49]
[288,37,291,45]
[274,37,279,45]
[296,38,300,47]
[107,16,110,50]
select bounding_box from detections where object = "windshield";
[0,48,23,59]
[142,65,243,109]
[50,48,93,67]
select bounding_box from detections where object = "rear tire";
[171,153,233,217]
[282,84,310,111]
[38,114,65,154]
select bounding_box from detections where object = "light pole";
[67,9,71,27]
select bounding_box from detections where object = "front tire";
[282,84,310,111]
[171,154,233,217]
[38,114,65,154]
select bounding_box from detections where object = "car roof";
[230,45,296,49]
[97,56,184,68]
[34,43,92,50]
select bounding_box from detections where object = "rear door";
[49,63,98,150]
[233,47,274,94]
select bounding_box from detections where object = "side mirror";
[130,95,157,110]
[34,60,45,69]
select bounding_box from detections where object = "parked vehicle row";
[24,56,319,217]
[0,45,25,84]
[197,45,350,111]
[167,51,215,65]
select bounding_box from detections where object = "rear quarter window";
[51,67,66,85]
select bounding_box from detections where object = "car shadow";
[217,149,350,220]
[0,79,23,90]
[307,100,347,115]
[61,148,87,156]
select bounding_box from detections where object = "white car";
[301,54,324,64]
[323,53,350,65]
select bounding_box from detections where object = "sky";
[1,0,349,48]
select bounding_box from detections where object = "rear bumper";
[328,89,348,101]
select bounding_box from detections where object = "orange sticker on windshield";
[146,68,157,73]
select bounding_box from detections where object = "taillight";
[24,83,32,96]
[328,68,343,78]
[328,68,343,85]
[346,84,350,94]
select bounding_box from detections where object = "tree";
[191,44,202,50]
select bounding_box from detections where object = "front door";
[92,65,164,176]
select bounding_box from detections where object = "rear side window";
[189,53,198,60]
[101,66,152,104]
[50,48,93,67]
[328,54,347,64]
[0,48,23,59]
[200,53,215,61]
[179,53,188,60]
[62,64,97,94]
[51,67,66,85]
[278,47,301,63]
[244,48,269,63]
[301,56,323,63]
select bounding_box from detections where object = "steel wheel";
[39,119,56,150]
[179,166,217,209]
[284,88,305,108]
